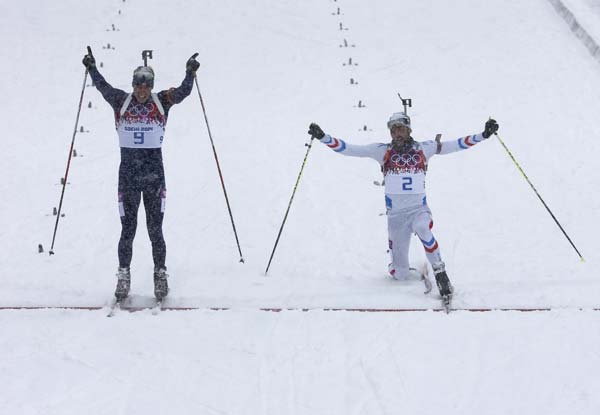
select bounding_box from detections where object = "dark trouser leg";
[143,186,166,269]
[118,190,141,268]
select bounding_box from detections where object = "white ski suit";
[319,132,489,279]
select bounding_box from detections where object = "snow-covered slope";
[1,0,599,413]
[2,308,598,415]
[2,0,598,309]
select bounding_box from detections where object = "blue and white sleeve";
[421,133,488,159]
[320,134,387,162]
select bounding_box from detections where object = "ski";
[106,296,166,316]
[151,299,163,315]
[107,298,124,317]
[441,294,452,313]
[400,265,432,294]
[419,263,433,294]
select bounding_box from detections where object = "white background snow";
[1,0,599,413]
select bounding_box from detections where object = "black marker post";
[142,50,153,66]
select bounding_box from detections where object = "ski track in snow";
[2,0,600,414]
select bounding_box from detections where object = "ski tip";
[151,302,163,315]
[441,295,453,314]
[106,303,120,318]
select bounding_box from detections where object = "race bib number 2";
[384,173,426,194]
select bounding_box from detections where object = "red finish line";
[0,306,598,312]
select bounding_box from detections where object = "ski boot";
[434,270,453,297]
[114,267,131,301]
[153,267,169,300]
[433,262,453,312]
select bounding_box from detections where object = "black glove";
[82,51,96,70]
[308,123,325,140]
[186,53,200,74]
[482,118,499,138]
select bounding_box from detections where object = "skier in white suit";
[308,114,499,300]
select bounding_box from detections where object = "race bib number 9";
[118,124,165,148]
[133,132,145,145]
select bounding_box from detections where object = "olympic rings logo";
[390,152,422,167]
[127,103,155,117]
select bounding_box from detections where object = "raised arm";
[308,123,387,162]
[159,73,194,107]
[421,119,499,158]
[82,49,127,111]
[159,53,199,108]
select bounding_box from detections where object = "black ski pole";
[194,74,244,263]
[494,131,584,262]
[265,136,315,275]
[49,49,90,255]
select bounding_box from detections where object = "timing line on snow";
[1,306,598,313]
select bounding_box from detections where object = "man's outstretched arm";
[161,53,199,106]
[309,123,387,162]
[82,50,127,111]
[423,119,499,157]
